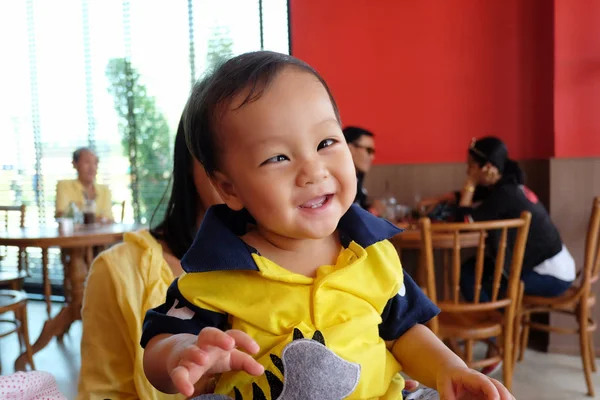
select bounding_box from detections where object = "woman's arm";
[77,257,138,400]
[457,183,512,222]
[458,180,476,207]
[417,192,457,214]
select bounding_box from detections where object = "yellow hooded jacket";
[142,204,439,399]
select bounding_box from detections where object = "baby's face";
[213,67,357,240]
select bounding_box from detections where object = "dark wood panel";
[363,159,550,208]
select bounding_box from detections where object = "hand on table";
[417,198,442,216]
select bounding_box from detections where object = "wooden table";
[390,226,483,288]
[0,223,141,370]
[391,227,483,250]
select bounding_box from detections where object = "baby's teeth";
[311,199,325,208]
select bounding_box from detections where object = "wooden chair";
[419,212,531,391]
[0,270,29,291]
[0,205,28,275]
[0,266,34,371]
[0,289,35,371]
[0,205,52,325]
[517,196,600,397]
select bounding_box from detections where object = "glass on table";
[56,217,74,234]
[83,199,96,225]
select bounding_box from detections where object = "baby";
[141,51,513,400]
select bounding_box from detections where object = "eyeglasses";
[352,143,376,156]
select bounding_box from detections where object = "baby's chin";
[290,222,340,241]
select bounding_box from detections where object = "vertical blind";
[0,0,289,284]
[0,0,289,226]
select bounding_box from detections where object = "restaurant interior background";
[291,0,600,355]
[1,0,599,358]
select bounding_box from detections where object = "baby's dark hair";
[183,51,341,176]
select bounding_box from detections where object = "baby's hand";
[169,327,264,397]
[437,366,514,400]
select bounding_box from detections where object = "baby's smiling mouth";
[299,194,333,209]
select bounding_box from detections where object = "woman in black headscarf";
[424,136,575,374]
[422,136,575,300]
[457,137,574,301]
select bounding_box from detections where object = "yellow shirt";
[55,179,113,220]
[78,230,183,400]
[142,204,439,399]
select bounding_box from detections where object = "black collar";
[181,204,402,273]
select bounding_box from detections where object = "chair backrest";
[0,205,26,230]
[582,196,600,291]
[419,212,531,319]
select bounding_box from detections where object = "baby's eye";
[317,138,337,150]
[261,154,289,165]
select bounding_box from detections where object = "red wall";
[554,0,600,158]
[290,0,554,164]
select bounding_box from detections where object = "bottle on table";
[67,201,84,225]
[381,181,397,221]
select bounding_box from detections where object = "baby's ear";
[210,171,244,211]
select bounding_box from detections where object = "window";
[0,0,289,290]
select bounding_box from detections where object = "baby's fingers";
[225,329,261,354]
[171,364,195,397]
[229,348,265,376]
[197,327,236,351]
[171,346,211,397]
[489,378,514,400]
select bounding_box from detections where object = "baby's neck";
[242,228,342,278]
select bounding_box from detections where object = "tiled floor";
[509,350,599,399]
[0,300,598,399]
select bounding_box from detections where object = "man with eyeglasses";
[343,126,377,211]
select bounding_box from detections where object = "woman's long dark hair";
[149,118,202,259]
[469,136,525,185]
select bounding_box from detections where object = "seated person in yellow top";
[55,147,113,222]
[141,52,514,400]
